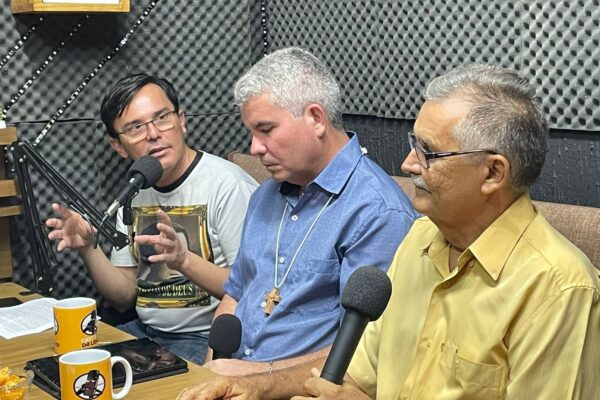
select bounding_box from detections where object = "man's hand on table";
[177,375,260,400]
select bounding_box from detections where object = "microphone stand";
[123,196,134,226]
[9,140,130,295]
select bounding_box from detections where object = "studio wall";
[1,0,597,298]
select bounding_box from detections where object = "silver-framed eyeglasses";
[407,131,497,169]
[117,110,178,141]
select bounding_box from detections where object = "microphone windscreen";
[209,314,242,354]
[138,224,160,262]
[127,155,163,188]
[341,266,391,321]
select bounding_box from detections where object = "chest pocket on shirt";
[279,258,340,316]
[440,341,507,400]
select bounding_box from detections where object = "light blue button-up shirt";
[224,133,418,361]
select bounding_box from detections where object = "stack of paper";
[42,0,120,4]
[0,298,58,340]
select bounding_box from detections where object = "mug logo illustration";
[53,316,59,334]
[73,369,105,399]
[81,310,97,336]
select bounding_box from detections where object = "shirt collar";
[469,192,537,280]
[279,132,363,196]
[422,193,537,280]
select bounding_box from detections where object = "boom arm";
[9,140,130,294]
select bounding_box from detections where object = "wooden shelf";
[0,126,17,145]
[0,127,20,280]
[0,180,19,198]
[0,205,22,218]
[11,0,129,13]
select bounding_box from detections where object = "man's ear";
[304,103,327,138]
[481,154,511,195]
[178,110,187,135]
[109,137,129,159]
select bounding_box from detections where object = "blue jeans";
[117,319,208,365]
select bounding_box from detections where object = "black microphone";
[320,266,392,384]
[209,314,242,360]
[105,156,162,218]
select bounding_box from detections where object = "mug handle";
[111,356,133,399]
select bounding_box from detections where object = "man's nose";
[145,122,161,140]
[250,135,266,155]
[401,148,422,175]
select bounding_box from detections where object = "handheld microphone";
[209,314,242,360]
[105,156,162,218]
[320,266,392,385]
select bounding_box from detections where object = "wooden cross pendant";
[263,287,281,315]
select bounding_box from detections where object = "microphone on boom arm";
[104,155,162,219]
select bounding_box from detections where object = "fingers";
[46,203,69,230]
[134,219,182,260]
[46,203,80,231]
[46,204,95,250]
[51,202,71,218]
[302,371,341,399]
[134,233,170,247]
[178,385,204,400]
[177,385,196,400]
[137,221,178,244]
[47,227,69,252]
[177,381,227,400]
[56,239,69,252]
[155,209,173,226]
[46,217,61,230]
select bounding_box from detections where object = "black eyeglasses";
[117,110,178,143]
[407,131,497,169]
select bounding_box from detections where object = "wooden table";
[0,282,215,399]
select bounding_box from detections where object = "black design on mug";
[81,310,97,336]
[73,369,105,399]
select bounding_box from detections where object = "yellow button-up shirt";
[348,193,600,399]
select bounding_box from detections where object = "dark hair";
[100,74,180,138]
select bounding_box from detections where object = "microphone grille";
[341,266,392,321]
[208,314,242,354]
[127,155,163,189]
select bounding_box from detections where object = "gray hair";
[425,64,548,190]
[234,47,344,130]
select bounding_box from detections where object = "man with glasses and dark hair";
[46,74,258,365]
[178,64,599,399]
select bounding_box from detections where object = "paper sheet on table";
[0,298,58,339]
[42,0,119,3]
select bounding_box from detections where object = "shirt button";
[291,215,298,221]
[244,348,253,356]
[279,256,286,264]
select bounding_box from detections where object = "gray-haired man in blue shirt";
[202,47,418,377]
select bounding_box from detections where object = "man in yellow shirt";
[177,65,600,399]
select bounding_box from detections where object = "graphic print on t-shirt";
[130,205,213,309]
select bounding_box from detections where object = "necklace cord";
[273,194,334,288]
